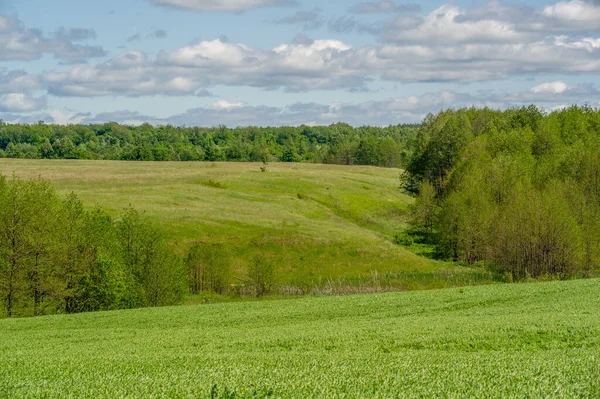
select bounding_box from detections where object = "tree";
[186,243,232,295]
[410,181,437,234]
[0,176,58,316]
[117,207,184,307]
[247,256,275,297]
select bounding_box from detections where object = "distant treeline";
[403,105,600,280]
[0,121,418,167]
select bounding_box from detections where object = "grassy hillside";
[1,279,599,398]
[0,159,489,291]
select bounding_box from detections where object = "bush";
[200,179,227,189]
[394,232,414,246]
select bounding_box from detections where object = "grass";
[0,159,485,290]
[0,278,599,398]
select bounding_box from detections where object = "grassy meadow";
[1,278,599,398]
[0,159,490,293]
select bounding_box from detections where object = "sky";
[0,0,599,126]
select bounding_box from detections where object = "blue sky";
[0,0,599,126]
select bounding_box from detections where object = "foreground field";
[0,159,488,291]
[0,279,599,398]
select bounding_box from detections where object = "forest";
[404,105,600,280]
[0,121,417,168]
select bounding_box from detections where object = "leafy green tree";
[186,243,232,295]
[247,256,276,297]
[410,181,437,234]
[116,207,185,307]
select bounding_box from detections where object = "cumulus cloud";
[148,0,296,12]
[0,93,46,112]
[543,0,600,30]
[383,4,527,44]
[35,28,600,97]
[42,39,368,96]
[531,81,569,94]
[0,15,105,62]
[349,1,420,14]
[383,1,600,44]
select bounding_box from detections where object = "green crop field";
[1,278,599,398]
[0,159,490,292]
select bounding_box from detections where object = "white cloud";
[159,39,261,67]
[38,30,600,97]
[0,93,46,112]
[383,0,600,45]
[554,36,600,51]
[45,39,364,96]
[210,99,246,109]
[531,81,569,94]
[148,0,295,12]
[384,4,526,44]
[543,0,600,29]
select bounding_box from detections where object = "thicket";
[0,121,417,168]
[0,174,185,317]
[404,105,600,280]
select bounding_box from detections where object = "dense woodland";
[0,121,417,168]
[404,105,600,280]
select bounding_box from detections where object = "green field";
[0,159,489,292]
[0,278,598,398]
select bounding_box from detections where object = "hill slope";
[1,279,599,398]
[0,159,486,290]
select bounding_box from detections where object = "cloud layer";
[349,1,421,14]
[0,15,104,62]
[148,0,295,12]
[4,81,599,126]
[2,0,599,128]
